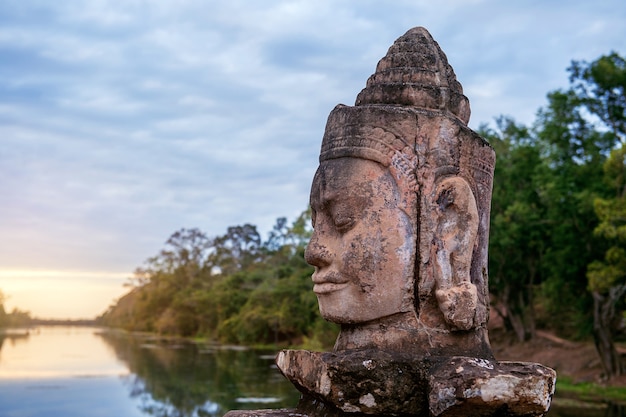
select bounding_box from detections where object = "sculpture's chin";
[316,290,407,325]
[316,296,353,324]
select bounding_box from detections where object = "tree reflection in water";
[0,329,31,368]
[0,329,31,351]
[96,330,300,417]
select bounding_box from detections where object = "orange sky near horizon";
[0,270,131,320]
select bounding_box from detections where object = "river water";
[0,326,619,416]
[0,326,299,416]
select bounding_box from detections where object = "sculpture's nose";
[304,228,332,268]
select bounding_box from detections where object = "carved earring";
[433,176,479,330]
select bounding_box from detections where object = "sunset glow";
[0,270,130,319]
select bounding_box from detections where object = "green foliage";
[569,52,626,142]
[482,117,546,341]
[533,86,609,337]
[588,247,626,293]
[479,51,626,377]
[556,376,626,403]
[589,149,626,295]
[484,52,626,346]
[585,144,626,377]
[572,53,626,376]
[100,210,334,348]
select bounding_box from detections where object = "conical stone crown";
[355,27,471,125]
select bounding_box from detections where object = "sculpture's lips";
[313,282,349,294]
[312,274,349,295]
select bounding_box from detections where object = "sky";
[1,0,625,320]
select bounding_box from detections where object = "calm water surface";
[0,326,621,417]
[0,326,299,417]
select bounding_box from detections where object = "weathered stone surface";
[355,27,470,124]
[223,410,302,417]
[277,349,431,415]
[305,157,416,326]
[429,358,556,416]
[276,350,556,416]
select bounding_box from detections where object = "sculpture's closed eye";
[333,216,355,233]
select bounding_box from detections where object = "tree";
[587,145,626,378]
[482,117,546,341]
[568,52,626,379]
[284,208,313,249]
[569,52,626,143]
[214,213,318,345]
[264,217,289,251]
[534,87,612,338]
[106,228,216,334]
[209,224,263,275]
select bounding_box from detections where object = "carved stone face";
[304,157,415,324]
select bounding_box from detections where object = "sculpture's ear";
[433,177,479,331]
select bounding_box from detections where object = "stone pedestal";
[279,350,554,416]
[225,350,555,417]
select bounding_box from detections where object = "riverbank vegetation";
[101,52,626,379]
[99,212,338,350]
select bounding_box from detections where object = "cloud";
[0,0,625,318]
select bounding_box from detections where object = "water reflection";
[0,328,30,351]
[0,327,299,417]
[96,330,300,416]
[0,326,128,378]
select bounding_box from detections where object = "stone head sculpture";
[304,27,496,358]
